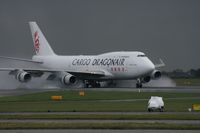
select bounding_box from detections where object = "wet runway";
[1,111,199,115]
[0,130,199,133]
[0,88,55,97]
[91,86,200,93]
[0,86,200,97]
[0,119,199,124]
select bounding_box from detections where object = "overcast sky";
[0,0,199,71]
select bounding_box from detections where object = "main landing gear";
[84,80,101,88]
[136,78,142,88]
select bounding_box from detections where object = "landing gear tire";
[136,78,143,88]
[84,83,89,88]
[83,80,89,88]
[84,81,101,88]
[93,82,100,88]
[136,83,142,88]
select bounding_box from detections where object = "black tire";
[136,83,140,88]
[96,83,101,88]
[136,83,142,88]
[148,108,152,112]
[160,107,164,112]
[84,83,89,88]
[139,84,142,88]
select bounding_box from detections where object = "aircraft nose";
[145,59,155,73]
[137,58,155,75]
[149,61,155,71]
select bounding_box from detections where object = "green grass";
[174,78,200,86]
[0,90,199,129]
[0,90,199,112]
[0,90,200,102]
[0,122,200,129]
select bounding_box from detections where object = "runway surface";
[0,130,200,133]
[0,86,200,97]
[0,119,199,124]
[0,111,200,115]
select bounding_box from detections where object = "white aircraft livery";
[0,22,165,88]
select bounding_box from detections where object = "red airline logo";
[34,31,40,53]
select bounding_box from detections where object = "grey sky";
[0,0,199,71]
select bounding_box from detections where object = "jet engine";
[142,76,151,83]
[61,73,76,85]
[15,71,32,82]
[151,70,161,79]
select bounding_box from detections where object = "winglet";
[155,58,165,68]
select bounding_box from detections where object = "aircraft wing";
[0,56,43,63]
[0,68,105,78]
[0,56,105,78]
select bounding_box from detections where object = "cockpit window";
[137,54,146,57]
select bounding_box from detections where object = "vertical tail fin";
[29,22,56,56]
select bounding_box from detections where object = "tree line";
[162,68,200,78]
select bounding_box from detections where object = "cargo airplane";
[0,22,165,88]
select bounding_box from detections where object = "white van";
[148,96,164,112]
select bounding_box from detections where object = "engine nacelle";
[15,71,32,82]
[142,76,151,83]
[61,74,76,85]
[151,70,161,79]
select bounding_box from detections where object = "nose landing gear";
[136,78,142,88]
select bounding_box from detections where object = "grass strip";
[0,114,199,120]
[1,91,200,102]
[174,78,200,86]
[0,91,200,112]
[0,122,200,130]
